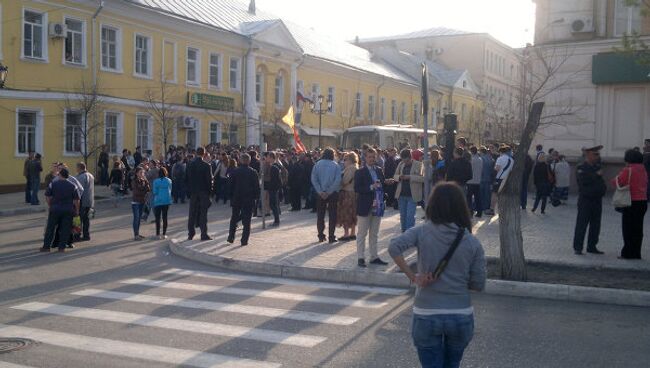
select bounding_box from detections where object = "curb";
[0,196,126,217]
[169,240,650,308]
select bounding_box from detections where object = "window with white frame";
[413,103,419,125]
[186,127,197,149]
[274,74,284,107]
[327,87,335,113]
[23,10,46,59]
[209,53,221,89]
[229,124,238,144]
[65,111,83,154]
[391,100,397,122]
[368,95,375,120]
[229,57,240,90]
[615,0,642,36]
[255,71,264,104]
[136,115,151,151]
[17,111,37,155]
[400,102,406,123]
[380,97,386,121]
[186,47,200,85]
[311,83,320,102]
[355,92,362,118]
[209,122,222,144]
[104,112,121,154]
[65,18,84,65]
[101,25,120,71]
[134,34,151,77]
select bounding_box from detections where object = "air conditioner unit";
[570,16,594,33]
[49,22,67,38]
[179,116,197,129]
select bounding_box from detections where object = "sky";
[256,0,537,48]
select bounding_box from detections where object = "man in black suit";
[227,153,260,246]
[354,148,393,267]
[186,146,213,241]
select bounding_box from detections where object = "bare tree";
[63,79,105,167]
[145,77,181,156]
[497,46,586,281]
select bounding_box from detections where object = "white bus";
[341,125,437,149]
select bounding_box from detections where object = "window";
[341,89,349,116]
[368,95,375,120]
[229,57,240,90]
[355,93,362,118]
[23,10,46,59]
[380,97,386,121]
[391,100,397,122]
[413,103,419,125]
[105,112,119,154]
[209,53,221,89]
[311,83,321,102]
[229,124,238,144]
[186,127,197,149]
[461,104,467,121]
[615,0,642,36]
[65,111,83,154]
[136,115,151,151]
[255,72,264,103]
[327,87,335,113]
[65,18,84,65]
[101,25,120,71]
[17,111,37,155]
[186,47,200,85]
[400,102,406,123]
[274,74,284,107]
[209,122,222,144]
[163,40,177,82]
[134,34,151,77]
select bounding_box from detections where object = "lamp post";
[310,94,332,149]
[0,63,8,88]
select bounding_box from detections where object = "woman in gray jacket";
[389,182,486,368]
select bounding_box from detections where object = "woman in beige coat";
[337,152,359,241]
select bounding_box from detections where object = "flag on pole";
[296,91,313,104]
[282,105,307,153]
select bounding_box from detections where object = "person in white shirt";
[486,146,514,215]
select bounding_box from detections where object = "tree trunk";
[497,102,545,281]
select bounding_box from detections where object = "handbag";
[612,168,632,209]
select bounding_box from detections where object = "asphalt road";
[0,201,648,368]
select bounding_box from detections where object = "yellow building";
[0,0,482,190]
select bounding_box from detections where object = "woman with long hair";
[389,182,486,368]
[152,167,172,239]
[337,152,359,241]
[131,167,151,241]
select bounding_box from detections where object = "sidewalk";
[0,185,117,216]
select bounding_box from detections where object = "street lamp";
[0,63,8,88]
[310,94,332,149]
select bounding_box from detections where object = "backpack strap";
[431,228,466,281]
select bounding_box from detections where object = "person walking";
[612,149,648,259]
[384,147,399,209]
[311,148,342,243]
[131,167,150,241]
[466,147,483,217]
[41,168,80,253]
[264,152,282,227]
[355,148,390,267]
[228,153,260,246]
[24,151,34,204]
[186,147,213,241]
[152,167,172,239]
[288,154,304,211]
[531,153,553,214]
[478,147,494,215]
[487,146,514,215]
[337,152,359,242]
[98,145,110,186]
[394,149,424,232]
[389,182,486,368]
[108,161,125,207]
[75,162,95,241]
[171,158,186,204]
[573,145,607,255]
[551,155,571,204]
[28,153,43,206]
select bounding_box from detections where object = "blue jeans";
[412,314,474,368]
[30,177,40,205]
[132,203,144,236]
[480,182,491,211]
[399,196,417,232]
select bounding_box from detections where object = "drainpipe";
[91,1,104,177]
[375,76,385,125]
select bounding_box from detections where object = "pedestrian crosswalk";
[0,268,408,368]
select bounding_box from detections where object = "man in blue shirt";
[311,148,341,243]
[41,168,80,252]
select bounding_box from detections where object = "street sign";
[187,92,234,111]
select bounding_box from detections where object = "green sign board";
[592,52,650,85]
[187,92,234,111]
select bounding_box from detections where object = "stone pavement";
[169,196,650,279]
[0,185,115,216]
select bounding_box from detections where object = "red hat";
[412,149,424,161]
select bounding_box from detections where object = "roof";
[357,27,477,44]
[125,0,415,84]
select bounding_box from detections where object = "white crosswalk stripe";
[162,268,408,295]
[121,278,389,308]
[0,324,281,368]
[71,288,360,325]
[0,362,37,368]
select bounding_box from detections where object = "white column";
[245,51,259,146]
[289,62,298,146]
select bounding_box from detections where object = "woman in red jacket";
[612,149,648,259]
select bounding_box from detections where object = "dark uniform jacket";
[185,157,213,195]
[576,162,607,199]
[230,165,260,207]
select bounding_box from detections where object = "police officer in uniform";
[573,145,607,255]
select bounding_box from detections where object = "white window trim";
[133,33,153,79]
[614,0,641,37]
[255,71,265,105]
[391,100,397,122]
[187,119,202,147]
[103,111,124,155]
[208,52,222,90]
[355,92,363,119]
[15,107,44,157]
[229,56,241,91]
[327,86,336,114]
[186,46,201,87]
[135,114,154,151]
[21,7,48,62]
[311,83,321,102]
[63,109,85,157]
[162,39,177,83]
[380,97,386,122]
[62,15,87,67]
[368,95,375,120]
[100,23,123,74]
[209,121,223,144]
[275,74,284,108]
